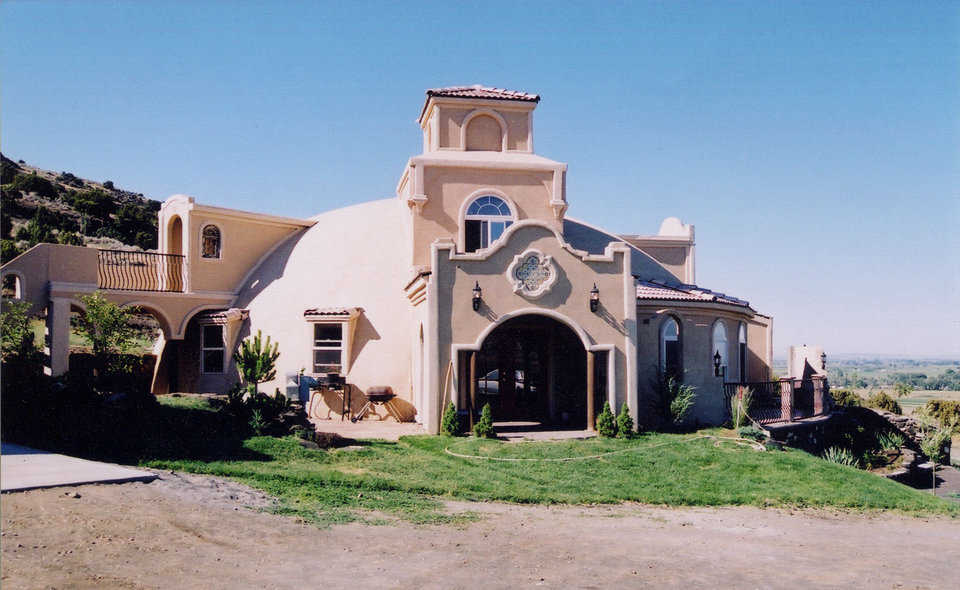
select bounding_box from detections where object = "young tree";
[234,330,279,395]
[72,291,140,372]
[615,402,635,438]
[473,403,496,438]
[1,300,36,361]
[596,401,616,437]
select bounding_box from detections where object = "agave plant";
[822,446,860,468]
[876,430,905,453]
[234,330,280,395]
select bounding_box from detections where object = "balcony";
[97,249,185,293]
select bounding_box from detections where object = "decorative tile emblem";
[506,249,557,299]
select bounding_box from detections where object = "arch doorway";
[471,314,591,427]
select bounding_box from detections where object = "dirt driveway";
[2,472,958,589]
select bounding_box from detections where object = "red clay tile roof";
[426,85,540,103]
[636,280,751,308]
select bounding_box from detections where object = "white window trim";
[305,310,362,377]
[311,323,344,375]
[200,324,225,374]
[457,189,518,253]
[199,223,223,261]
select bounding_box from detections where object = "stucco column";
[811,375,826,415]
[586,350,595,431]
[778,377,795,422]
[44,297,71,377]
[468,351,477,430]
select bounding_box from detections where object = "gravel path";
[2,473,958,589]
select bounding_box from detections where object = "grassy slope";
[146,400,957,527]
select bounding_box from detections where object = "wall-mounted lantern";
[589,283,600,313]
[713,350,722,377]
[820,351,827,371]
[472,281,482,311]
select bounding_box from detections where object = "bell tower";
[398,85,568,267]
[417,85,539,153]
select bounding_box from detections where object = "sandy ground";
[2,472,959,590]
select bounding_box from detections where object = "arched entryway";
[471,314,590,428]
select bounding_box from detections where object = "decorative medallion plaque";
[506,249,558,299]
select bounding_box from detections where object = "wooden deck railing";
[723,376,830,425]
[97,250,185,292]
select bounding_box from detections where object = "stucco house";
[2,85,774,433]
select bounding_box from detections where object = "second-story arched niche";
[168,216,183,256]
[465,114,504,151]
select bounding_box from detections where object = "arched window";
[201,225,221,259]
[464,195,513,252]
[660,316,682,381]
[738,322,747,383]
[2,274,22,299]
[712,320,728,379]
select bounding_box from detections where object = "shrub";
[876,430,905,452]
[440,402,461,436]
[830,389,863,408]
[920,427,951,465]
[55,172,84,188]
[1,240,23,263]
[57,231,84,246]
[615,403,635,438]
[595,401,616,437]
[649,374,697,431]
[738,425,766,442]
[249,408,266,435]
[822,446,860,468]
[1,300,37,361]
[103,180,114,190]
[866,391,902,414]
[730,385,754,429]
[473,403,496,438]
[923,400,960,431]
[10,173,58,199]
[234,330,279,395]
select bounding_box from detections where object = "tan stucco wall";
[229,199,415,404]
[186,214,300,294]
[634,245,688,283]
[1,244,98,314]
[635,304,771,427]
[433,104,531,152]
[159,196,310,295]
[431,223,635,431]
[411,166,557,267]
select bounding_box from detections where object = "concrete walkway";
[0,443,156,493]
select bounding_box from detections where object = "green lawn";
[144,398,958,527]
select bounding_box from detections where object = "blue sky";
[3,1,958,357]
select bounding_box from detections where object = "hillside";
[1,153,162,263]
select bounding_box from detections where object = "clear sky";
[2,1,958,357]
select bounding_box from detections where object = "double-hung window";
[201,325,225,374]
[312,323,343,374]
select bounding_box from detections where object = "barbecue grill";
[351,386,395,422]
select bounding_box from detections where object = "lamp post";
[589,283,600,313]
[472,281,482,312]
